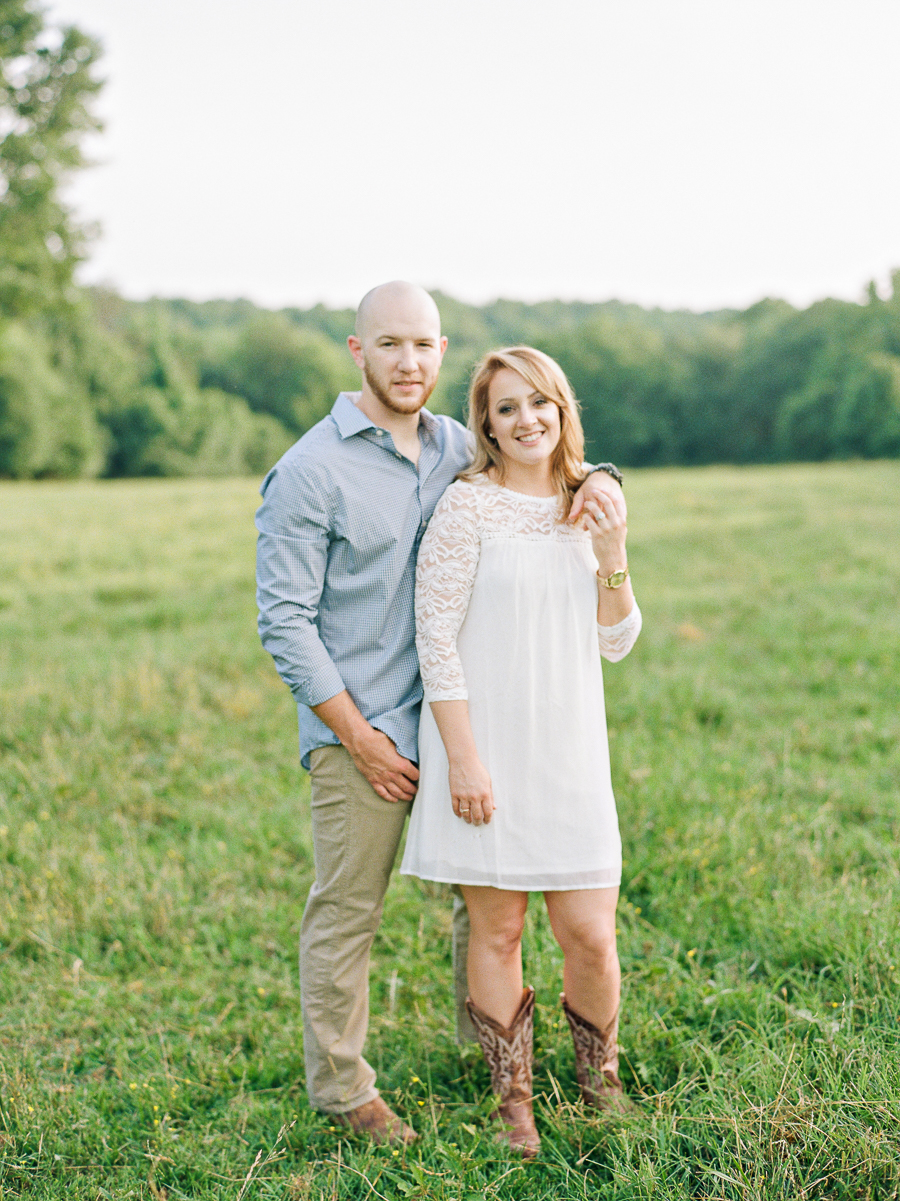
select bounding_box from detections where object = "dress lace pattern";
[415,478,641,701]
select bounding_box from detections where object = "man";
[255,281,623,1143]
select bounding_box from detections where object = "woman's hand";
[567,471,624,523]
[428,700,495,825]
[583,490,628,577]
[448,754,495,826]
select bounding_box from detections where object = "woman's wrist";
[593,549,628,577]
[448,750,482,770]
[595,556,627,574]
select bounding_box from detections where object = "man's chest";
[325,447,465,565]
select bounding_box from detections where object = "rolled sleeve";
[256,462,346,707]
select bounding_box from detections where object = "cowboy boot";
[560,993,632,1113]
[465,986,541,1158]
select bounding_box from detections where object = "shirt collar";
[331,391,440,441]
[332,392,375,439]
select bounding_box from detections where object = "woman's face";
[486,368,562,471]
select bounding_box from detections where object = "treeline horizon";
[3,279,900,480]
[3,2,900,480]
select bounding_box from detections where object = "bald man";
[256,282,622,1143]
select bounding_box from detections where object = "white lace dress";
[400,477,642,891]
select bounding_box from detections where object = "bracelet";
[587,462,624,487]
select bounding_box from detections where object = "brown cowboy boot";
[331,1096,417,1145]
[465,986,541,1158]
[560,994,632,1113]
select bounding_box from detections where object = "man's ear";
[347,335,365,370]
[439,335,448,359]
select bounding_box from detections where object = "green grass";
[1,462,899,1200]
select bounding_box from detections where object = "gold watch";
[597,566,629,589]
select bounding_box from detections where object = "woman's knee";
[465,894,526,958]
[481,917,525,959]
[553,913,617,965]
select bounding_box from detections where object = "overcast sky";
[48,0,900,312]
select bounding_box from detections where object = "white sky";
[48,0,900,312]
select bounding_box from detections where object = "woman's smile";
[487,367,562,475]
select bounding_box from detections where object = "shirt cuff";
[291,660,348,708]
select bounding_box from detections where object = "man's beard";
[363,362,437,414]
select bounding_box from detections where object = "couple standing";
[255,281,641,1156]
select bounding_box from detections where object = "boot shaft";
[465,986,540,1156]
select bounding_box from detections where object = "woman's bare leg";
[543,887,620,1029]
[460,885,529,1027]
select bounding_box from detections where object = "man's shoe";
[331,1096,418,1145]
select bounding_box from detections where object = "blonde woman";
[401,347,641,1156]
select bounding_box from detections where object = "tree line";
[2,2,899,479]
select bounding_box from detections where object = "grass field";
[1,461,899,1200]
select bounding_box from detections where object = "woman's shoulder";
[436,475,493,513]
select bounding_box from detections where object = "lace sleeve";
[598,600,642,662]
[415,486,481,702]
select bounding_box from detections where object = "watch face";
[607,570,627,587]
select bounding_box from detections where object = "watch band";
[588,462,624,487]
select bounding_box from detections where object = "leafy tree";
[0,1,105,477]
[92,310,292,477]
[546,315,685,466]
[201,312,351,435]
[0,318,105,475]
[0,0,101,319]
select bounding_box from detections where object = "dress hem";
[399,868,621,892]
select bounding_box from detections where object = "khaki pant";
[300,745,473,1113]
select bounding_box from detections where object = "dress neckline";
[473,476,560,505]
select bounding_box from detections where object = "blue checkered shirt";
[256,392,472,769]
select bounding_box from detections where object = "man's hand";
[312,689,419,802]
[346,724,420,803]
[568,470,626,524]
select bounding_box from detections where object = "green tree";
[94,313,293,478]
[546,315,684,466]
[0,0,102,318]
[203,312,351,435]
[0,318,105,476]
[0,1,105,477]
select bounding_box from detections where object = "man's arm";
[312,692,418,803]
[256,460,417,802]
[567,465,626,523]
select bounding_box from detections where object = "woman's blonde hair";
[460,346,587,511]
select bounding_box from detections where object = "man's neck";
[355,390,423,464]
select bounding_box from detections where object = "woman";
[401,346,641,1157]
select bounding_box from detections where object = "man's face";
[349,294,447,416]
